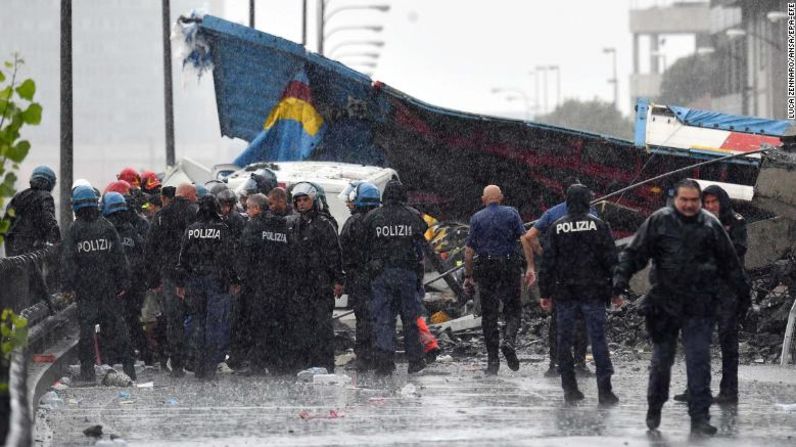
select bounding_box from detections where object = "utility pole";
[548,65,560,110]
[317,0,325,55]
[603,47,618,109]
[249,0,255,28]
[162,0,175,167]
[302,0,307,45]
[59,0,73,229]
[535,66,548,114]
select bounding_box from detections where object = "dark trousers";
[371,267,423,364]
[185,275,231,378]
[76,293,133,376]
[228,289,251,367]
[122,288,148,360]
[556,300,613,390]
[647,315,714,422]
[474,259,522,360]
[549,306,588,366]
[247,290,286,372]
[349,271,374,365]
[717,303,739,396]
[289,288,335,372]
[163,277,188,370]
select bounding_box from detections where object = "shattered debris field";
[36,357,796,446]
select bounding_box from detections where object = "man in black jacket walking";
[614,179,750,435]
[4,166,61,256]
[539,184,621,404]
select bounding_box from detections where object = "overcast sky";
[224,0,696,119]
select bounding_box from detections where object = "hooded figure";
[702,184,747,263]
[4,166,60,255]
[538,183,619,404]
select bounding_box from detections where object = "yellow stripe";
[263,97,324,136]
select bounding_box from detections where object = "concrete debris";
[297,367,328,382]
[39,391,63,408]
[217,362,234,375]
[335,352,356,366]
[102,370,133,387]
[312,374,352,386]
[136,381,154,388]
[435,354,454,363]
[83,424,103,438]
[400,383,419,397]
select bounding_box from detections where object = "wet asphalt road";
[35,357,796,447]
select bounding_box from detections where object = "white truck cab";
[218,161,399,230]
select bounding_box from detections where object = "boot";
[374,350,395,376]
[543,363,559,378]
[713,391,738,405]
[646,408,661,431]
[408,359,426,374]
[501,345,520,371]
[574,362,595,378]
[673,389,689,403]
[597,377,619,406]
[485,356,499,375]
[123,362,137,382]
[690,419,718,436]
[564,388,585,403]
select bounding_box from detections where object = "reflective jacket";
[539,212,617,303]
[613,207,750,317]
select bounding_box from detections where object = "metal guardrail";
[781,300,796,366]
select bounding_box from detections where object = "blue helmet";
[102,192,128,216]
[71,185,99,211]
[195,184,209,198]
[353,182,381,207]
[30,166,56,191]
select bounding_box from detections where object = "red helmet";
[104,180,132,196]
[117,167,141,188]
[140,170,161,193]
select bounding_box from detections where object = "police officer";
[102,192,149,363]
[538,184,621,404]
[673,184,749,405]
[287,182,344,372]
[62,186,136,382]
[463,185,525,375]
[521,177,593,378]
[145,183,198,377]
[339,181,382,371]
[236,168,278,212]
[613,179,750,435]
[364,179,428,375]
[237,193,292,373]
[4,166,60,256]
[267,187,291,217]
[217,189,246,240]
[176,195,239,380]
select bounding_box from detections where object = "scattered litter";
[312,374,352,386]
[102,370,133,387]
[83,424,103,438]
[368,397,387,406]
[136,381,154,388]
[118,400,136,405]
[95,439,128,447]
[297,367,328,382]
[400,383,419,397]
[32,353,56,363]
[298,409,345,420]
[67,398,80,405]
[435,354,454,363]
[165,398,177,406]
[51,380,69,391]
[755,358,766,364]
[118,391,131,399]
[776,403,796,412]
[217,362,234,375]
[39,391,63,408]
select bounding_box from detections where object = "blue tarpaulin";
[668,105,794,136]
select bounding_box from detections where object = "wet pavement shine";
[35,359,796,446]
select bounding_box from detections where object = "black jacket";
[4,187,61,256]
[61,216,129,296]
[340,210,370,274]
[288,209,344,294]
[613,207,750,317]
[223,210,247,242]
[144,197,198,286]
[703,185,747,265]
[238,212,292,294]
[363,183,428,271]
[175,218,238,288]
[539,212,618,303]
[107,213,145,292]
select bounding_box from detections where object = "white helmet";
[71,178,92,191]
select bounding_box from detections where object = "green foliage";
[0,53,40,247]
[657,54,716,107]
[0,309,27,394]
[535,99,634,140]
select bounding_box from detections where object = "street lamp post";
[249,0,255,28]
[603,47,618,109]
[491,87,531,120]
[548,65,560,111]
[162,0,175,167]
[60,0,73,229]
[535,66,548,114]
[327,40,384,58]
[317,2,390,55]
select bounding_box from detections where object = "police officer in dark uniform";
[4,166,60,256]
[538,184,621,404]
[364,179,428,375]
[102,192,149,363]
[339,181,382,371]
[614,179,750,435]
[673,184,749,405]
[463,185,525,375]
[62,186,136,382]
[237,193,292,373]
[175,195,238,380]
[144,183,198,377]
[287,182,344,372]
[217,188,246,241]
